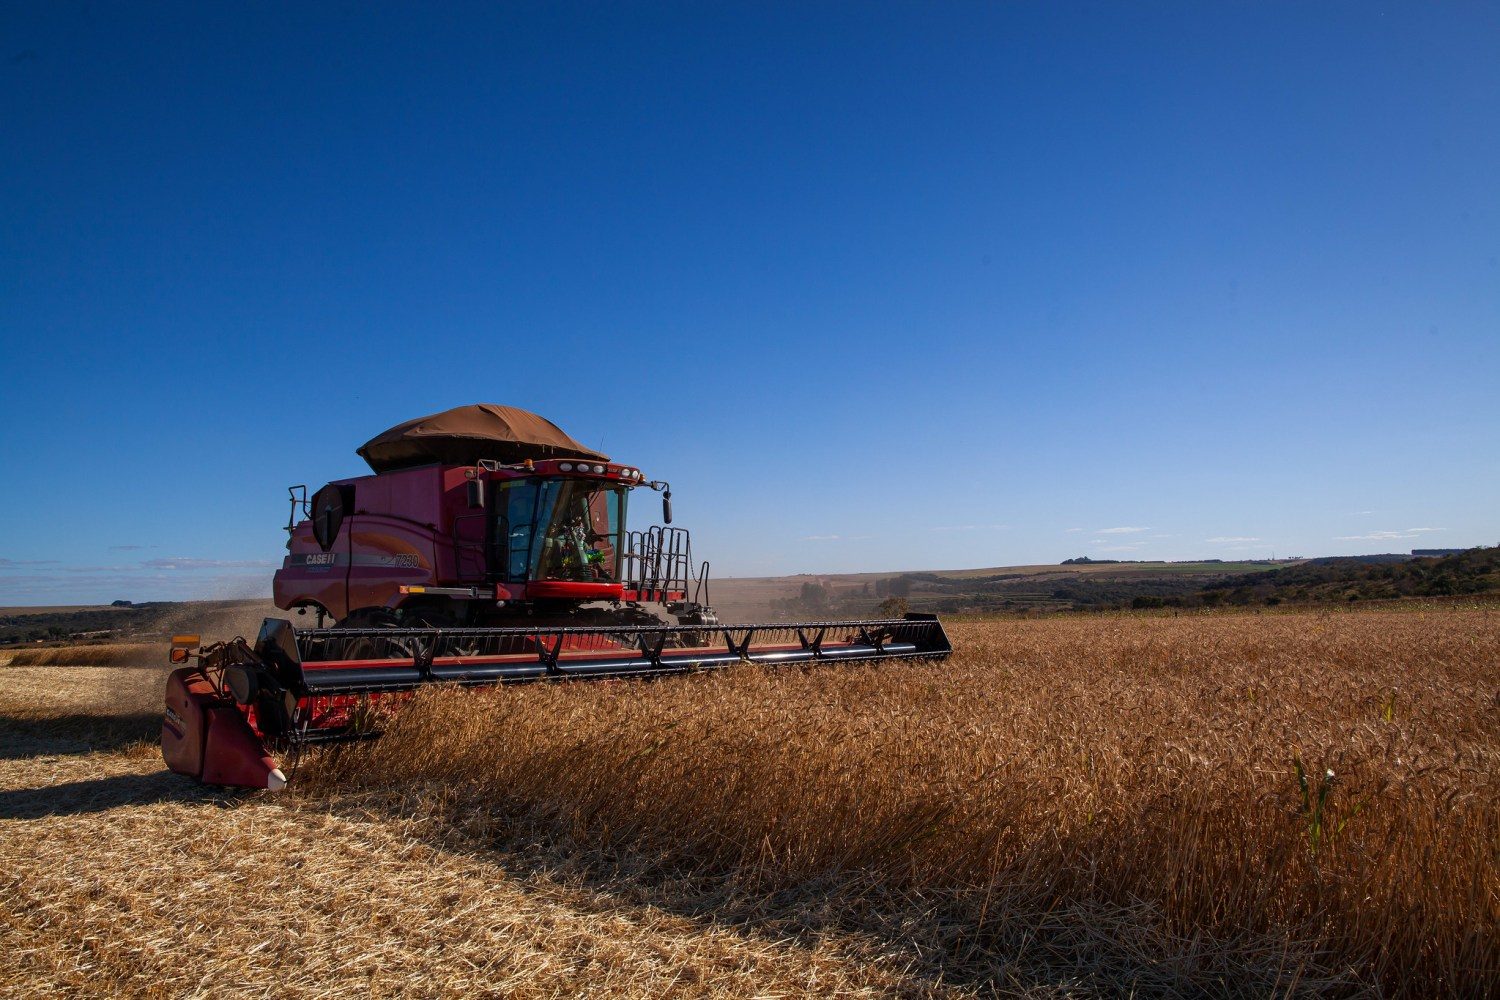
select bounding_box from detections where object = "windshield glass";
[495,479,626,583]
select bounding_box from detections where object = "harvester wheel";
[336,609,417,661]
[664,607,717,648]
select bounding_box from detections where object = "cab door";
[452,484,490,582]
[491,480,540,583]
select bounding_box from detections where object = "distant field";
[0,605,127,617]
[712,559,1291,619]
[0,599,280,649]
[926,559,1286,579]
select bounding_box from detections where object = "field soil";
[1,607,1496,997]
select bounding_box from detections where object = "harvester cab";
[163,404,953,790]
[273,405,711,631]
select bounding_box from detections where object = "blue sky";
[2,3,1497,604]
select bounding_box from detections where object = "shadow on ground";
[0,769,230,818]
[301,784,1340,998]
[0,712,161,760]
[0,712,238,818]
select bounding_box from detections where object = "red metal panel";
[162,668,283,788]
[525,581,624,600]
[200,706,282,789]
[274,520,350,619]
[161,668,211,780]
[345,515,441,612]
[379,465,444,526]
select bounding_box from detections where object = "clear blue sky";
[2,3,1497,604]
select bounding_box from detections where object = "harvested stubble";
[308,610,1500,996]
[6,654,955,999]
[2,746,933,999]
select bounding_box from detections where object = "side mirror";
[169,633,198,664]
[466,478,486,508]
[310,483,353,552]
[662,490,673,525]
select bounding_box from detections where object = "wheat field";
[309,609,1499,996]
[2,607,1496,997]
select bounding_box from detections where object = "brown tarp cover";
[357,404,610,472]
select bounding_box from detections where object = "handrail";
[285,485,309,533]
[622,526,705,603]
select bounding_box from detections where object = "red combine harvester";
[162,404,952,789]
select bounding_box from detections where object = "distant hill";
[0,599,277,647]
[714,559,1292,619]
[715,550,1500,618]
[0,603,178,645]
[1199,547,1499,607]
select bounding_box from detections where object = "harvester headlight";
[560,463,573,472]
[592,464,605,474]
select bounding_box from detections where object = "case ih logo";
[295,552,420,569]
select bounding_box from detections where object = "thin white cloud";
[801,534,841,541]
[1096,526,1150,534]
[0,571,272,602]
[141,557,275,570]
[1064,527,1084,533]
[1334,528,1444,542]
[1207,536,1260,543]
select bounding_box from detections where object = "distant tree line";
[0,604,173,646]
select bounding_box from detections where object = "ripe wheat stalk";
[303,610,1499,996]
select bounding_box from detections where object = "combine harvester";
[163,404,952,789]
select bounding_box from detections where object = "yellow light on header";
[524,459,534,470]
[171,634,200,648]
